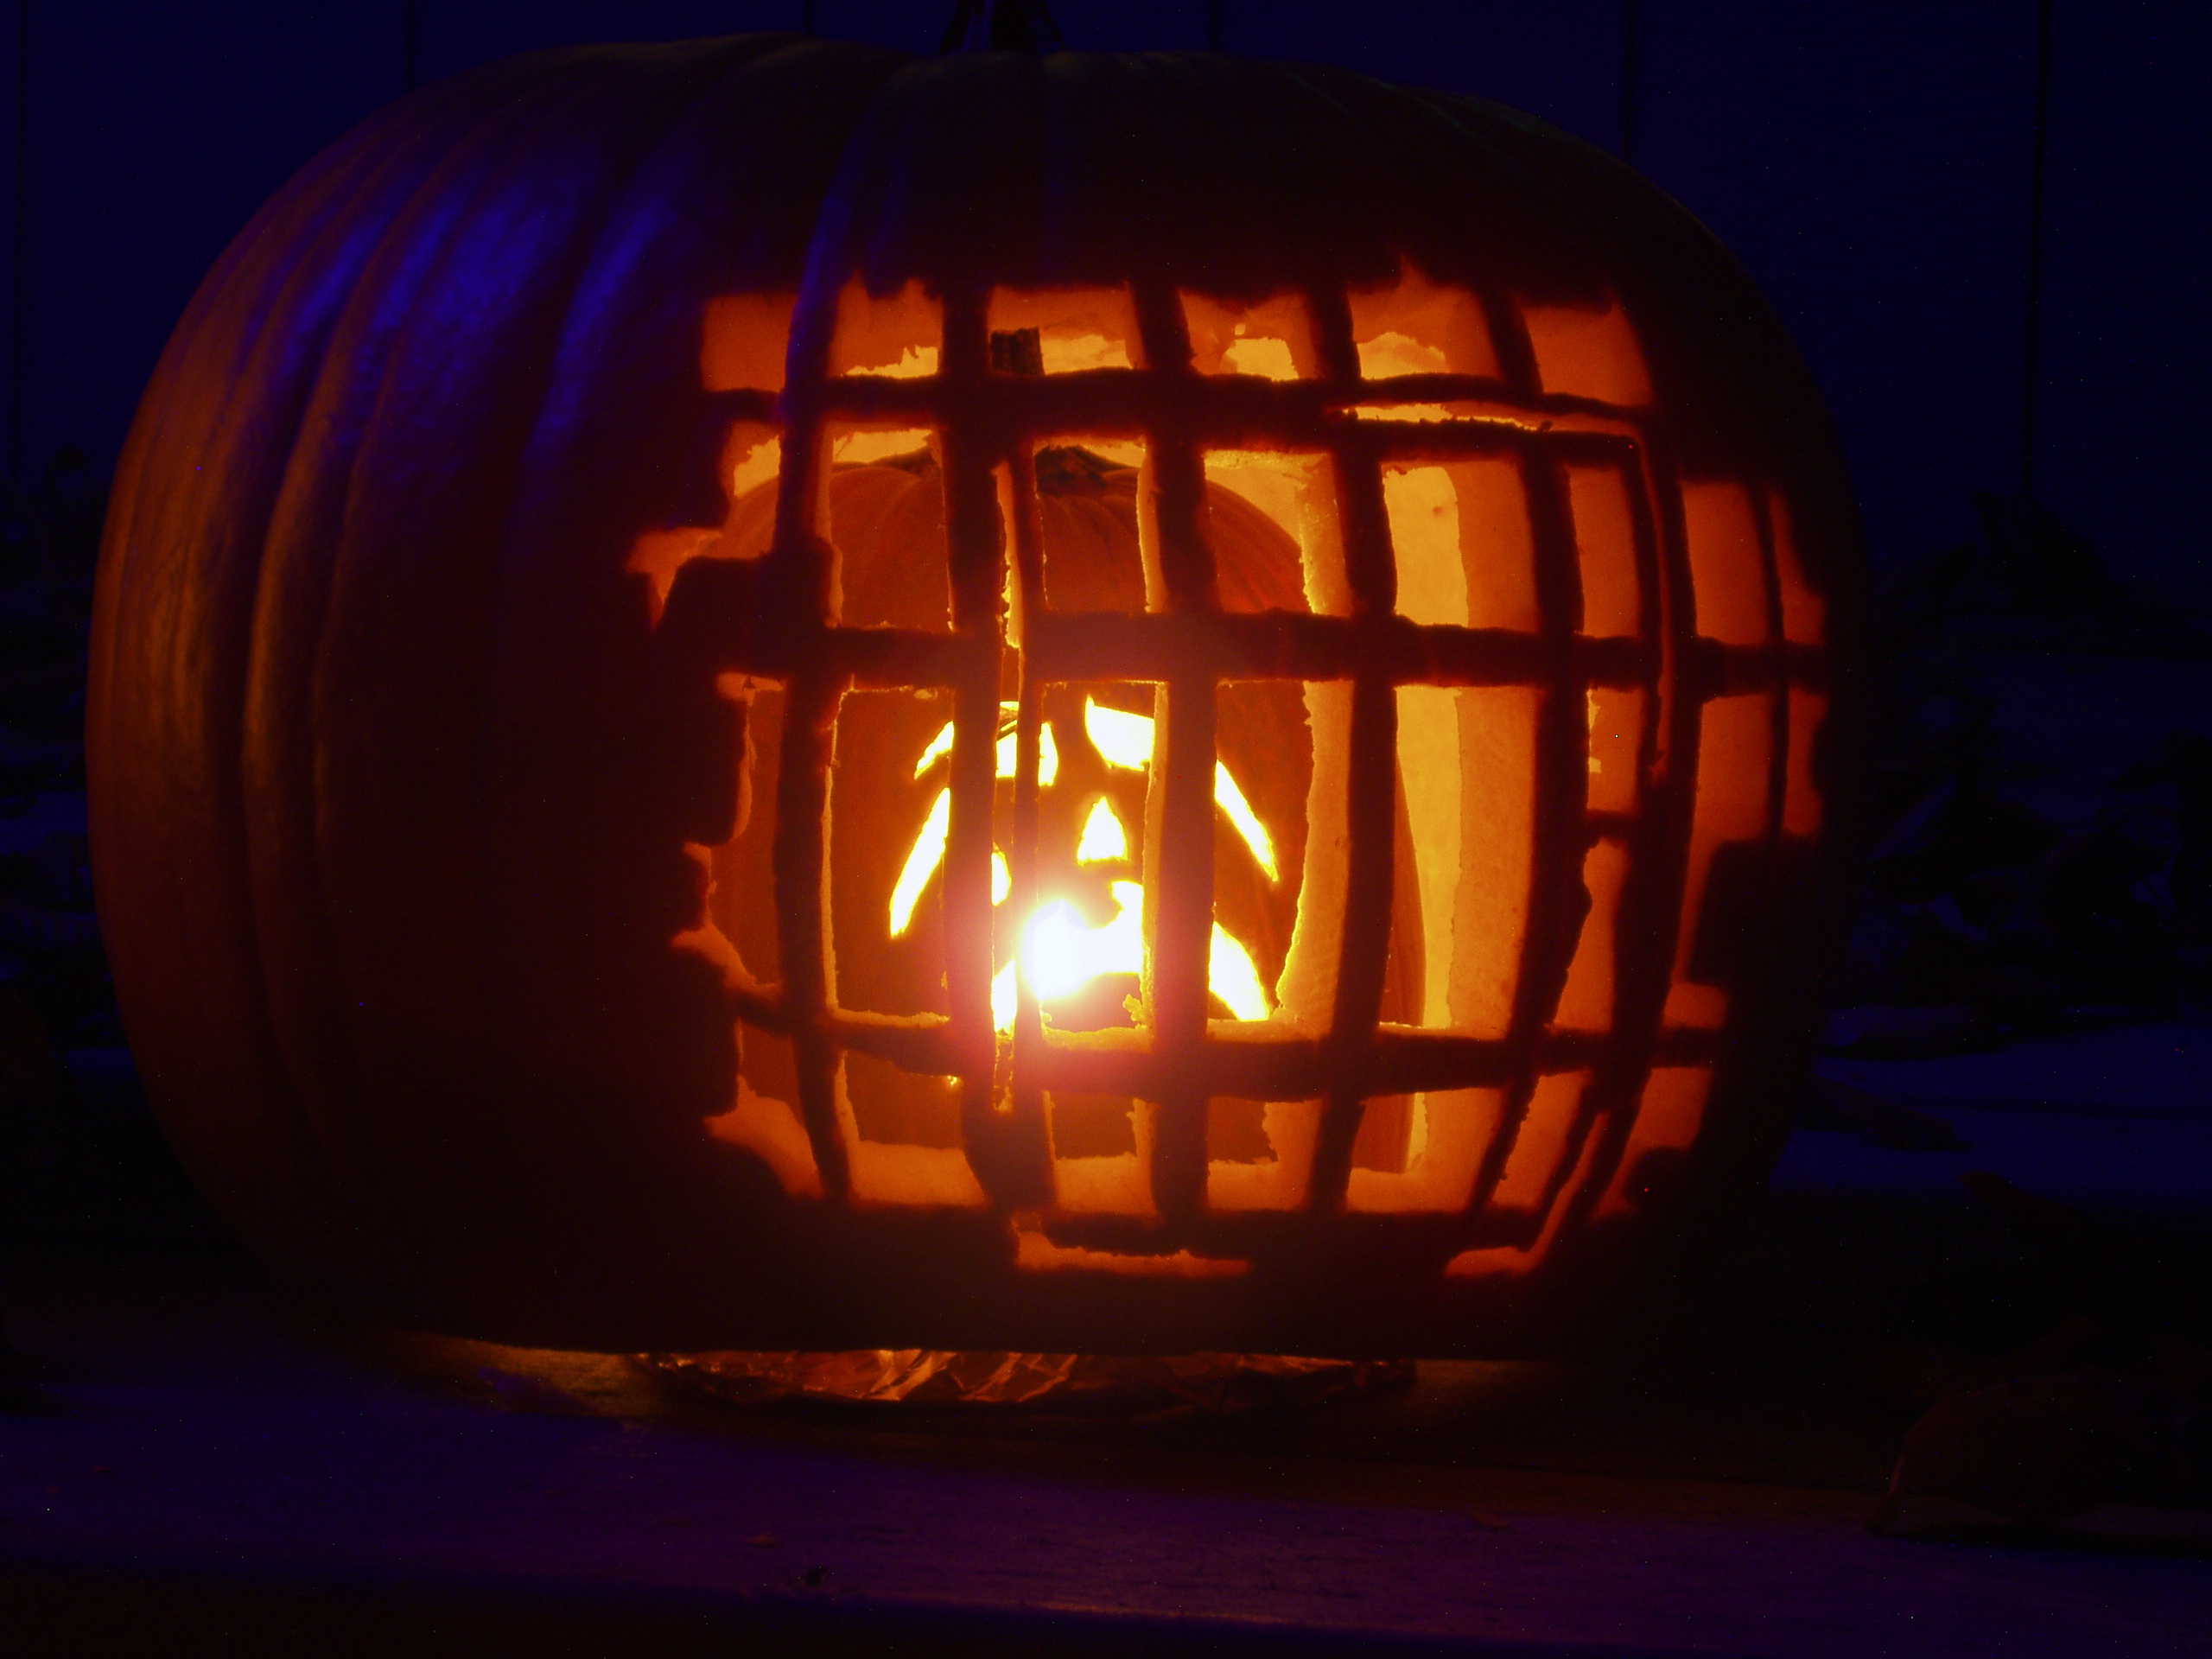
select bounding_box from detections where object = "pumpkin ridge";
[86,48,613,1271]
[465,42,935,1274]
[240,53,659,1260]
[234,41,779,1281]
[475,38,914,1026]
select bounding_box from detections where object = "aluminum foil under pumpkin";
[88,35,1868,1355]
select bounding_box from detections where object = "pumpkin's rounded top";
[815,47,1611,302]
[939,0,1066,53]
[288,33,1827,485]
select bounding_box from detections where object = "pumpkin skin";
[89,36,1869,1354]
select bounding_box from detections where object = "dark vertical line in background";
[802,0,817,35]
[2020,0,2052,501]
[1619,0,1637,166]
[10,0,25,484]
[403,0,418,92]
[1208,0,1223,53]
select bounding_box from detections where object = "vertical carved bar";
[1128,279,1214,1227]
[936,283,1016,1188]
[766,277,847,1200]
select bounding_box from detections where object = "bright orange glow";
[830,277,941,378]
[875,345,938,378]
[1358,335,1447,378]
[1223,335,1298,378]
[983,884,1268,1030]
[1076,798,1128,863]
[985,286,1140,373]
[912,721,955,777]
[889,788,950,937]
[1007,724,1058,785]
[1359,403,1464,423]
[1083,699,1153,768]
[1181,291,1313,379]
[899,699,1275,1029]
[912,706,1058,785]
[1207,925,1269,1021]
[988,881,1144,1032]
[1212,764,1277,881]
[833,427,932,465]
[1081,698,1274,878]
[1027,882,1146,1001]
[1349,260,1499,379]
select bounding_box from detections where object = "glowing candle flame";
[1029,881,1147,1000]
[994,886,1144,1034]
[985,883,1268,1030]
[896,700,1277,1025]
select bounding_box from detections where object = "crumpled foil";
[637,1349,1415,1416]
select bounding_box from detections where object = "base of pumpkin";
[636,1349,1414,1415]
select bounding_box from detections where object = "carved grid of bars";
[686,270,1829,1262]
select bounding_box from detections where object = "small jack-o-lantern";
[89,33,1866,1355]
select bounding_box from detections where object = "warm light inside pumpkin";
[91,38,1872,1368]
[1076,798,1127,863]
[653,258,1833,1269]
[895,696,1274,1028]
[986,286,1139,374]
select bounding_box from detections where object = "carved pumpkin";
[88,35,1866,1354]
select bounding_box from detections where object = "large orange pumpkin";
[88,34,1867,1354]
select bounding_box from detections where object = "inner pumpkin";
[708,444,1427,1173]
[634,269,1806,1245]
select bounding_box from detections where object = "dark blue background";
[11,1,2207,600]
